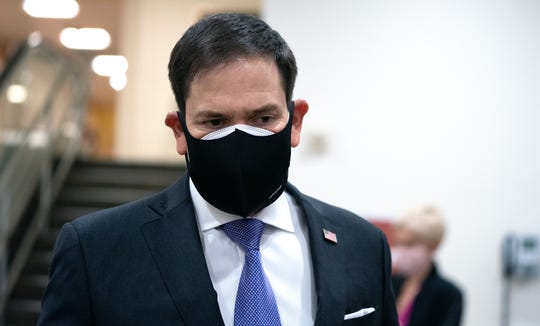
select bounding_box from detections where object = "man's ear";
[290,99,309,148]
[165,111,188,155]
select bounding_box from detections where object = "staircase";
[3,160,185,325]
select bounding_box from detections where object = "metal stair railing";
[0,33,89,320]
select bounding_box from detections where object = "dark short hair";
[168,13,297,114]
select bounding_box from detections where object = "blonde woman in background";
[391,206,463,326]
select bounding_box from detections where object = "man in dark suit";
[38,13,398,325]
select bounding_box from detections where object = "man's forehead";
[191,55,277,82]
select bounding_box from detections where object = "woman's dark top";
[392,264,464,326]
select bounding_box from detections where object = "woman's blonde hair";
[395,205,446,249]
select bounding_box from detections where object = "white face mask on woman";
[391,245,432,277]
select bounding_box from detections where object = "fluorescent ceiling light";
[60,27,111,50]
[27,32,43,47]
[7,85,28,104]
[109,74,127,91]
[91,55,128,77]
[23,0,79,19]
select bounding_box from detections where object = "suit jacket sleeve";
[38,222,94,325]
[380,230,399,326]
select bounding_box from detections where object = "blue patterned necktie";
[222,219,282,326]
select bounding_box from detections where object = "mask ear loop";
[177,110,193,163]
[288,100,294,117]
[286,100,295,133]
[177,110,192,139]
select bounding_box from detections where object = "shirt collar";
[189,178,294,233]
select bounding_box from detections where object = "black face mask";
[178,102,294,217]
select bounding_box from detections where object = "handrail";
[0,33,89,320]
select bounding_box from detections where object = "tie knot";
[222,219,265,251]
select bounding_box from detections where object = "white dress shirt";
[190,179,316,325]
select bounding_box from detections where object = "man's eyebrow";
[249,104,282,116]
[192,109,227,119]
[192,104,282,119]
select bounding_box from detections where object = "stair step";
[48,205,105,228]
[5,299,41,325]
[65,161,183,188]
[10,274,49,300]
[22,251,52,275]
[34,230,60,250]
[56,185,160,207]
[5,160,185,325]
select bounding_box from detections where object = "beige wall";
[115,0,260,162]
[263,1,540,326]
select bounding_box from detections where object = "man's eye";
[206,119,222,127]
[258,116,272,123]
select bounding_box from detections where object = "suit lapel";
[287,185,347,325]
[140,179,348,325]
[141,176,224,325]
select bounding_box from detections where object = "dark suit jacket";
[392,265,463,326]
[38,175,398,325]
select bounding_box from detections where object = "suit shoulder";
[296,192,383,236]
[432,273,463,297]
[300,193,355,217]
[425,268,464,306]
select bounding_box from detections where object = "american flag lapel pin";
[323,228,337,244]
